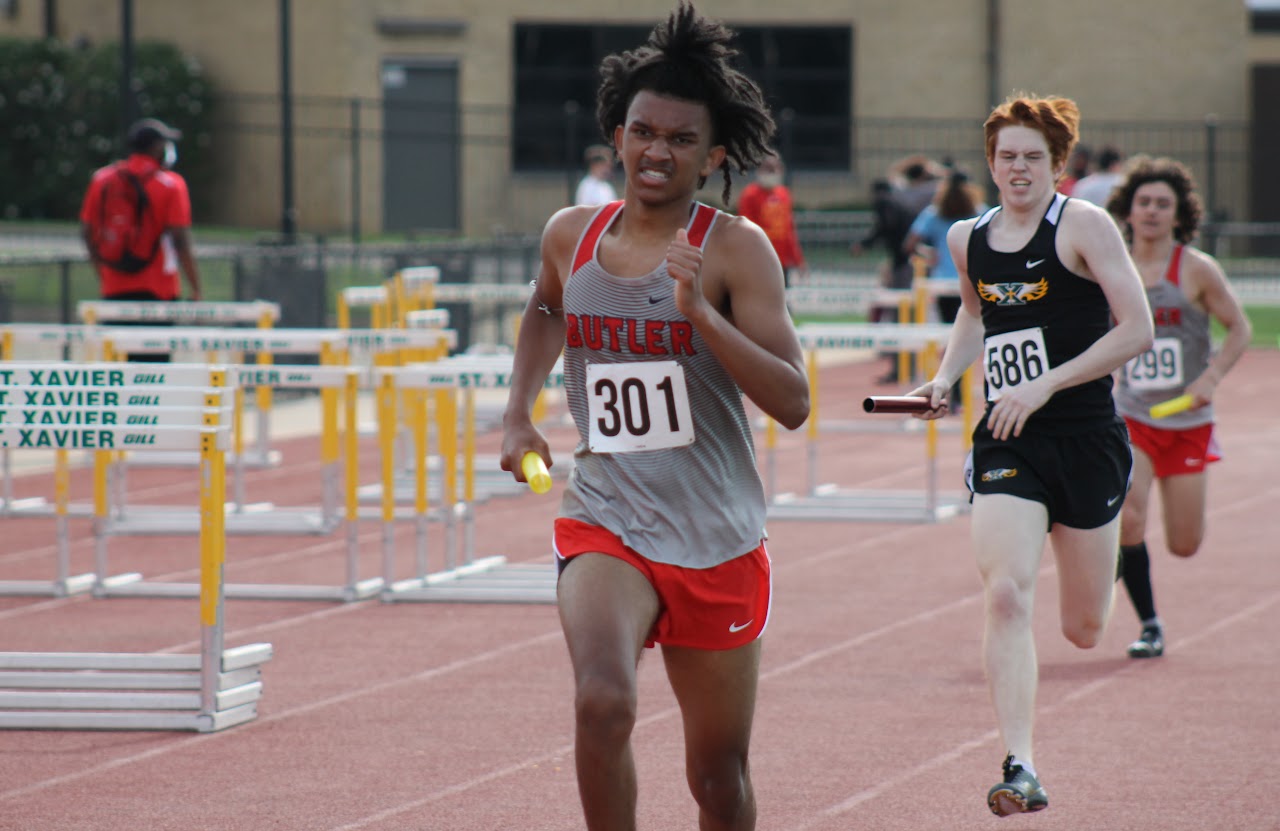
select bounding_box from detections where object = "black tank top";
[967,193,1119,433]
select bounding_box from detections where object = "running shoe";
[1127,624,1164,658]
[987,754,1048,816]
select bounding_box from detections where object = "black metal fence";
[202,92,1256,237]
[2,219,1277,343]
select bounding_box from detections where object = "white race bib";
[1124,337,1184,391]
[984,327,1049,401]
[587,361,695,453]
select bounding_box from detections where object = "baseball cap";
[127,118,182,151]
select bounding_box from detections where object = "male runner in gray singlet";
[500,5,808,829]
[1106,156,1252,659]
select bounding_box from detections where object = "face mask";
[163,141,178,168]
[756,172,782,189]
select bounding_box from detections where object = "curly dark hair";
[1105,154,1203,245]
[595,1,776,205]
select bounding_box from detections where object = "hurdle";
[389,266,442,328]
[377,355,565,604]
[50,360,385,603]
[0,362,273,732]
[2,324,102,518]
[419,281,534,352]
[763,322,973,523]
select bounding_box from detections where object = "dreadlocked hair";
[595,1,776,205]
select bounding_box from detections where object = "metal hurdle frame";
[86,326,454,534]
[0,363,272,732]
[763,321,974,524]
[378,355,565,604]
[67,361,383,603]
[2,324,104,518]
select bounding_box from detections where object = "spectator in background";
[574,144,618,206]
[736,151,807,285]
[852,178,915,383]
[1058,144,1092,196]
[889,153,946,220]
[1071,145,1124,206]
[904,168,988,320]
[80,117,202,362]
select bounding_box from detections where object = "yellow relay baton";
[1149,394,1195,419]
[521,451,553,495]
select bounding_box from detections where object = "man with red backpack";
[80,118,202,361]
[81,118,202,304]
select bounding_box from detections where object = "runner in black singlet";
[909,94,1154,817]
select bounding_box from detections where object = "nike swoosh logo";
[1107,495,1121,507]
[1025,259,1045,269]
[648,295,663,304]
[728,620,754,633]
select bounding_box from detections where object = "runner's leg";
[972,493,1049,765]
[557,553,661,831]
[662,641,762,831]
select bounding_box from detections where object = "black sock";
[1119,542,1157,623]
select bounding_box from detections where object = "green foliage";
[0,37,215,222]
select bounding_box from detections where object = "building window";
[513,22,852,171]
[1252,10,1280,32]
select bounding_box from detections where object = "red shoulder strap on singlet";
[1166,244,1184,286]
[571,201,624,274]
[686,202,717,248]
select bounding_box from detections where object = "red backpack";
[92,164,164,274]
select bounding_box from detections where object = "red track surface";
[2,350,1278,830]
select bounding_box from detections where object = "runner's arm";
[1185,248,1252,404]
[500,209,578,477]
[680,216,809,429]
[912,219,984,411]
[170,227,202,300]
[1045,202,1154,392]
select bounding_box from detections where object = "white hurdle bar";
[96,362,356,538]
[762,323,972,524]
[376,355,565,604]
[0,364,272,732]
[1,324,457,503]
[77,299,281,326]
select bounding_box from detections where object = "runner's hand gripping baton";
[862,395,934,414]
[1149,394,1195,419]
[521,451,553,494]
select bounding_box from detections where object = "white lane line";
[782,590,1280,830]
[0,629,565,804]
[0,527,915,805]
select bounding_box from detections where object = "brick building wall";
[1,0,1254,235]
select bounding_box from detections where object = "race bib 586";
[984,327,1049,401]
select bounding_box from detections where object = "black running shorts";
[964,420,1133,530]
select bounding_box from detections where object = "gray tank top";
[557,201,767,569]
[1114,245,1213,429]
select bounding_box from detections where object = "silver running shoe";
[987,754,1048,816]
[1127,625,1165,658]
